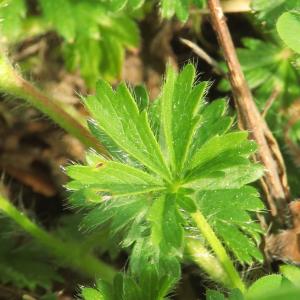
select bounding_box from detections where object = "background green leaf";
[277,11,300,54]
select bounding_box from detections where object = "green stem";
[0,194,116,283]
[191,210,246,293]
[186,237,231,288]
[0,52,109,157]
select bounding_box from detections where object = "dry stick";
[262,88,281,118]
[180,38,226,76]
[207,0,291,226]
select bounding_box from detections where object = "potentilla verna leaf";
[68,64,265,295]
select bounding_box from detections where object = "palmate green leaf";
[69,64,264,296]
[161,64,208,174]
[196,187,264,263]
[85,80,171,180]
[277,11,300,54]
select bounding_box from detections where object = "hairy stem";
[0,52,109,157]
[191,210,245,292]
[0,193,116,282]
[186,237,231,288]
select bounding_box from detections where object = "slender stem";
[262,87,281,118]
[0,52,109,157]
[185,237,231,288]
[0,194,116,283]
[191,210,246,292]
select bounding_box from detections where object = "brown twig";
[180,38,226,76]
[207,0,291,227]
[262,87,281,118]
